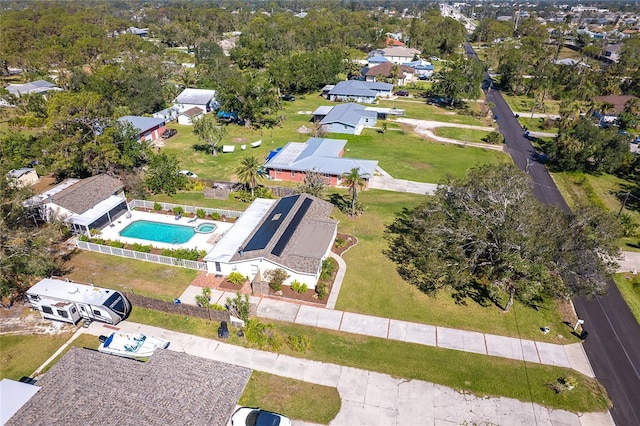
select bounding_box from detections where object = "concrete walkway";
[79,321,613,426]
[179,284,594,378]
[394,117,505,151]
[368,166,438,195]
[617,251,640,272]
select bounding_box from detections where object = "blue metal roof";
[264,138,378,178]
[328,81,393,97]
[320,103,377,127]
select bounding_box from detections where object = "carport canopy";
[65,195,128,235]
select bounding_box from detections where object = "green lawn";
[502,94,561,115]
[433,126,497,143]
[338,131,509,183]
[63,250,198,301]
[331,190,580,344]
[129,307,610,413]
[39,333,100,374]
[613,273,640,325]
[240,372,341,424]
[163,116,508,184]
[0,332,73,380]
[518,116,559,134]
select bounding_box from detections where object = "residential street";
[464,42,640,426]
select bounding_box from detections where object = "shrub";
[93,238,105,245]
[131,243,152,253]
[153,202,162,211]
[316,282,328,300]
[287,334,312,352]
[196,209,206,219]
[290,280,308,293]
[226,292,250,322]
[320,258,337,281]
[267,268,289,292]
[483,131,504,144]
[109,240,125,248]
[334,237,347,248]
[227,272,246,286]
[78,235,89,242]
[211,212,221,220]
[243,319,282,350]
[161,248,201,260]
[173,206,184,215]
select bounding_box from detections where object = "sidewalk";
[81,320,613,426]
[179,285,595,378]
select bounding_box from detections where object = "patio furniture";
[222,145,235,153]
[241,144,246,150]
[250,140,262,148]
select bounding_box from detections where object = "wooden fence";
[125,293,231,322]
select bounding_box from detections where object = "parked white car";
[178,170,198,178]
[231,407,292,426]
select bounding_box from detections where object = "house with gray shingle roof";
[204,194,338,289]
[118,115,167,141]
[264,137,378,188]
[327,80,393,103]
[313,103,377,135]
[23,174,128,236]
[5,347,251,426]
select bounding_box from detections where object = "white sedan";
[230,407,292,426]
[178,170,198,178]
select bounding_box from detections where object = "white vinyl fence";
[128,199,242,218]
[76,241,208,271]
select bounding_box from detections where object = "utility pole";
[618,191,630,216]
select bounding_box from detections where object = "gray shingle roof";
[180,106,204,117]
[6,347,251,426]
[265,138,378,178]
[231,194,337,274]
[118,115,166,134]
[7,168,35,178]
[52,174,123,215]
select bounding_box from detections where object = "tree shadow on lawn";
[192,143,216,154]
[451,281,545,312]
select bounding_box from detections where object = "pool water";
[120,220,195,244]
[195,223,216,233]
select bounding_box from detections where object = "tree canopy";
[385,164,621,311]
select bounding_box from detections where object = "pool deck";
[98,210,234,251]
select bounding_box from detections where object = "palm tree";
[341,167,366,217]
[236,155,263,197]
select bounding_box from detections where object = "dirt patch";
[407,161,432,170]
[0,304,75,336]
[232,137,248,142]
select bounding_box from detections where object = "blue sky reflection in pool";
[120,220,195,244]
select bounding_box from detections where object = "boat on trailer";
[98,332,170,360]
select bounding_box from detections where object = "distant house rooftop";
[328,80,393,97]
[174,88,217,106]
[265,137,378,179]
[118,115,166,134]
[6,80,61,97]
[319,103,377,128]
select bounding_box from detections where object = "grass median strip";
[129,307,610,413]
[239,371,341,424]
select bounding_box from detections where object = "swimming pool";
[120,220,195,244]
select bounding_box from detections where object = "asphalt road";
[465,42,640,425]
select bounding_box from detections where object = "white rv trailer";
[26,278,131,325]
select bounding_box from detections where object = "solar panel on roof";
[271,198,312,257]
[243,196,299,252]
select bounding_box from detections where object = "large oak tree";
[385,164,621,311]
